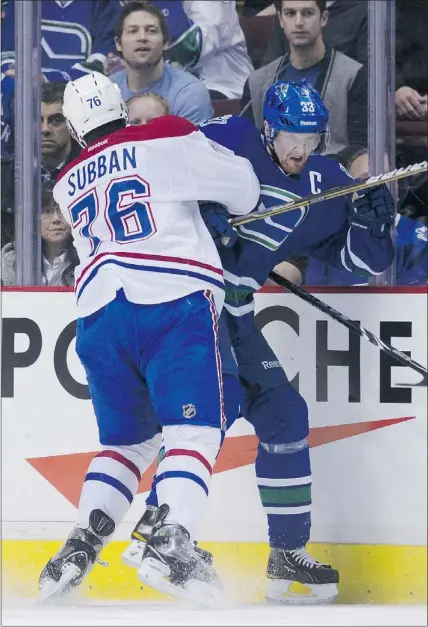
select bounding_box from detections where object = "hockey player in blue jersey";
[198,82,394,604]
[198,84,394,605]
[119,80,396,605]
[52,81,394,603]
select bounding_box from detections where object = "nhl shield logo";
[182,403,196,419]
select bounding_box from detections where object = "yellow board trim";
[2,541,426,604]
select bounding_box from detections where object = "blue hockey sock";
[145,481,158,508]
[256,442,311,550]
[145,445,166,508]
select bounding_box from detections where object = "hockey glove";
[351,184,395,237]
[199,201,237,248]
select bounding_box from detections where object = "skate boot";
[122,504,158,568]
[122,504,213,568]
[266,547,339,604]
[39,509,115,602]
[137,504,222,607]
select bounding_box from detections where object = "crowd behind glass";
[1,0,427,287]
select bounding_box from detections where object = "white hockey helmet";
[62,72,128,147]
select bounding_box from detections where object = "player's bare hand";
[104,53,124,76]
[395,86,427,120]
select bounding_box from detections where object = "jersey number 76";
[69,175,156,256]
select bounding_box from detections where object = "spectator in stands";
[109,2,212,124]
[163,1,253,99]
[1,73,14,158]
[395,0,427,121]
[241,0,368,155]
[1,0,119,80]
[0,82,80,247]
[1,0,120,157]
[40,82,80,183]
[399,174,428,226]
[261,0,368,67]
[1,181,78,286]
[127,92,170,125]
[1,154,14,247]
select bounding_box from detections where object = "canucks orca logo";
[237,185,308,251]
[275,83,288,99]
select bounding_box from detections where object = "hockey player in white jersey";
[38,72,259,605]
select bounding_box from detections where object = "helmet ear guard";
[315,127,330,154]
[65,118,85,148]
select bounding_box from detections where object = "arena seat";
[396,120,427,138]
[211,98,242,118]
[239,14,276,69]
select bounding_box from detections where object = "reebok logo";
[300,121,317,126]
[88,139,109,151]
[262,360,281,370]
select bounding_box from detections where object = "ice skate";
[137,504,222,607]
[38,509,115,602]
[266,547,339,604]
[122,504,213,569]
[122,504,158,568]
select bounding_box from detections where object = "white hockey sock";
[76,433,161,534]
[155,425,221,540]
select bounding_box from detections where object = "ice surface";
[1,600,427,627]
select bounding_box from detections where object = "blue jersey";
[1,0,119,79]
[151,1,196,47]
[199,115,395,315]
[304,215,428,286]
[1,74,14,158]
[149,1,202,70]
[1,0,120,156]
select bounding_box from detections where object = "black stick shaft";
[269,272,428,381]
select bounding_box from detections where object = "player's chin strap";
[229,161,427,228]
[269,271,428,385]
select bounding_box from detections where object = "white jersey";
[54,115,259,317]
[184,1,254,99]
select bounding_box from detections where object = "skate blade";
[138,557,222,608]
[266,580,339,605]
[38,564,81,603]
[122,540,146,569]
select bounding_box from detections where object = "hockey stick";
[230,161,427,228]
[269,271,428,382]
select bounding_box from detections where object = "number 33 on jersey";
[54,116,260,317]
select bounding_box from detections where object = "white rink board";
[1,288,427,546]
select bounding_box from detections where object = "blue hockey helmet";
[263,79,329,152]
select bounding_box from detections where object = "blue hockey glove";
[199,201,238,248]
[351,184,395,236]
